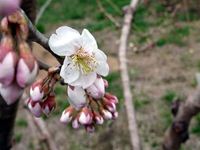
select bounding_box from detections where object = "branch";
[96,0,121,28]
[22,94,58,150]
[20,9,64,64]
[37,58,50,71]
[163,86,200,150]
[35,0,53,24]
[118,0,141,150]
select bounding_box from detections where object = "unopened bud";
[93,112,104,125]
[68,86,87,110]
[16,42,38,88]
[0,82,23,105]
[0,36,18,86]
[104,93,118,104]
[41,95,56,116]
[30,80,44,102]
[101,109,112,120]
[78,107,93,125]
[86,77,105,99]
[0,0,21,17]
[27,99,42,117]
[60,106,74,124]
[72,118,80,129]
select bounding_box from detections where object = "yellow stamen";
[71,48,97,74]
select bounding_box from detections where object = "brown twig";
[26,110,42,150]
[20,9,64,64]
[33,117,58,150]
[163,86,200,150]
[37,58,50,71]
[118,0,141,150]
[22,93,58,150]
[96,0,121,28]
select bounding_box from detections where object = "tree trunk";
[0,0,36,149]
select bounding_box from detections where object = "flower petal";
[60,57,80,84]
[96,61,109,77]
[81,29,98,54]
[49,26,81,56]
[93,49,107,62]
[70,72,97,89]
[67,86,87,109]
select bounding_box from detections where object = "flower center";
[71,48,97,74]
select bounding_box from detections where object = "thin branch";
[96,0,121,28]
[118,0,141,150]
[33,117,59,150]
[37,58,50,71]
[163,85,200,150]
[20,9,64,64]
[23,94,58,150]
[35,0,53,24]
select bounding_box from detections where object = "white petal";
[96,61,109,77]
[49,26,81,56]
[93,49,107,61]
[67,86,87,109]
[70,72,97,89]
[60,57,80,84]
[81,29,98,54]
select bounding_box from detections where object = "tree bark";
[0,0,37,149]
[163,86,200,150]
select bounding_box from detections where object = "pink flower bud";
[41,95,56,116]
[30,80,44,102]
[101,109,112,120]
[86,77,105,99]
[93,112,104,125]
[0,0,21,17]
[85,125,95,133]
[60,106,74,124]
[78,107,93,125]
[103,99,116,112]
[27,99,42,117]
[16,42,38,88]
[0,82,23,105]
[0,37,18,86]
[104,93,118,104]
[72,118,80,129]
[112,111,118,119]
[68,86,87,110]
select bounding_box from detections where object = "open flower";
[49,26,109,89]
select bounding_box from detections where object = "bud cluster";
[0,12,38,105]
[27,67,60,117]
[60,77,119,132]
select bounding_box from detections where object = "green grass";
[53,85,69,116]
[162,90,177,104]
[16,118,28,128]
[134,93,150,110]
[37,0,130,31]
[160,109,173,130]
[157,26,190,47]
[191,114,200,136]
[14,133,23,143]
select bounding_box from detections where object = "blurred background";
[14,0,200,149]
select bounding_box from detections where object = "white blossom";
[49,26,109,89]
